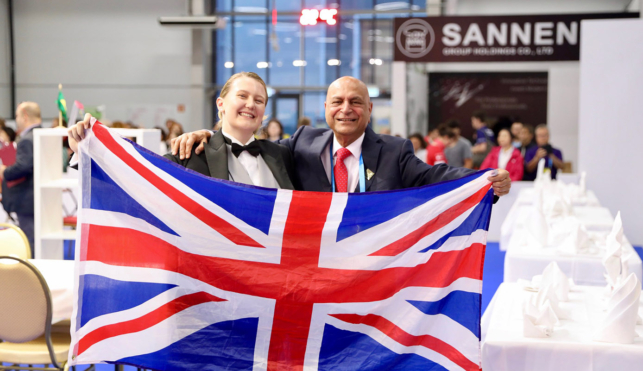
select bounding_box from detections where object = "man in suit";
[0,102,42,255]
[173,76,511,196]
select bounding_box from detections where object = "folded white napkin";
[535,158,546,182]
[534,159,552,192]
[537,285,569,319]
[594,273,642,344]
[562,191,575,214]
[579,171,587,195]
[606,211,624,251]
[544,198,570,219]
[523,298,558,338]
[526,189,549,247]
[557,219,591,255]
[534,262,571,302]
[603,212,625,288]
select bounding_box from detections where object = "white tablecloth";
[482,283,643,371]
[31,259,75,322]
[503,231,643,286]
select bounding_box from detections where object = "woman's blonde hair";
[217,72,268,120]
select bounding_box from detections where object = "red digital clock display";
[300,8,338,26]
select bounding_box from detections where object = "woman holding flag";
[68,72,298,190]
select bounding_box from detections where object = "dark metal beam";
[8,0,16,117]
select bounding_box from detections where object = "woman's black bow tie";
[223,136,261,157]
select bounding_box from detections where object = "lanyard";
[330,141,366,193]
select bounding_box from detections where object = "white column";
[426,0,441,16]
[187,0,212,131]
[390,61,407,137]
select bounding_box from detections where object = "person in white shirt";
[408,133,427,163]
[67,72,297,190]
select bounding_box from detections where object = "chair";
[0,224,31,260]
[0,256,91,371]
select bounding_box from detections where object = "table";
[503,231,643,286]
[31,259,75,322]
[500,188,601,251]
[482,282,643,371]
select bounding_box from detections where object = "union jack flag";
[69,123,493,371]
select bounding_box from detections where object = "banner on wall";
[428,72,548,140]
[394,13,638,63]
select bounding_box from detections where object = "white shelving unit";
[34,128,161,259]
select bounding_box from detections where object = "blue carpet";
[482,242,505,314]
[64,239,75,260]
[636,246,643,263]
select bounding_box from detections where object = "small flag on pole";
[57,84,68,123]
[68,100,84,127]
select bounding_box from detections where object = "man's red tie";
[334,148,351,192]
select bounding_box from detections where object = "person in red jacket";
[481,128,524,181]
[426,124,454,166]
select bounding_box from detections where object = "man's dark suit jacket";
[164,130,298,190]
[278,126,476,192]
[1,125,40,215]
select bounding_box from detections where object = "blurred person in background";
[511,121,523,148]
[481,128,524,181]
[266,118,285,141]
[445,120,473,169]
[0,102,42,255]
[524,124,563,181]
[379,127,391,135]
[297,116,311,129]
[255,125,268,140]
[166,120,184,143]
[408,133,427,163]
[155,126,169,154]
[471,111,495,168]
[0,127,16,146]
[426,125,453,166]
[518,124,537,159]
[425,126,439,146]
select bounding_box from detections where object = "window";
[212,1,421,126]
[269,17,302,86]
[233,16,269,82]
